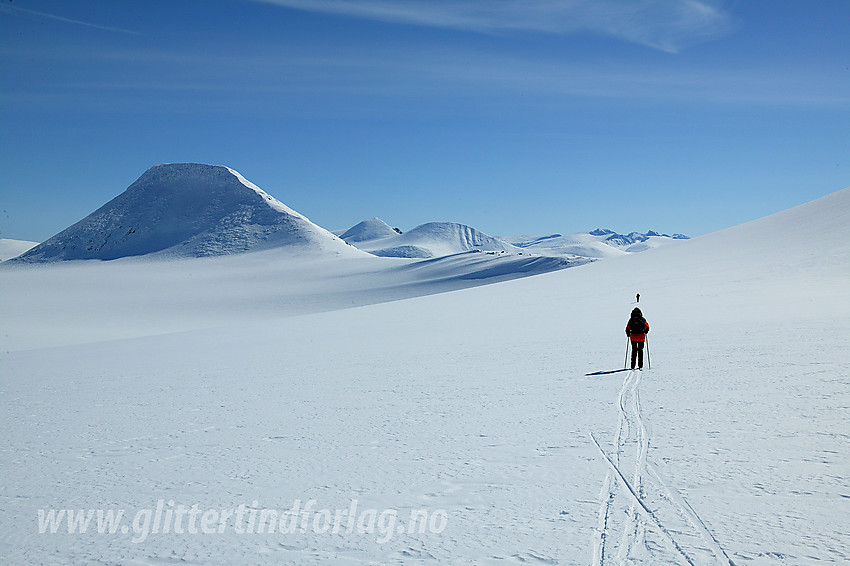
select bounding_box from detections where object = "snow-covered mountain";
[339,217,402,242]
[12,163,360,262]
[0,238,39,262]
[507,229,689,258]
[342,219,519,258]
[10,161,686,264]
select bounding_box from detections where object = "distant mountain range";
[589,228,689,244]
[4,163,688,263]
[505,229,689,258]
[337,218,688,259]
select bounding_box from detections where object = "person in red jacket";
[626,307,649,370]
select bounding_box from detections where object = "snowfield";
[1,187,849,565]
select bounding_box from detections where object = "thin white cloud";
[0,4,139,35]
[248,0,737,52]
[9,44,842,110]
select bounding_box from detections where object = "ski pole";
[646,337,651,369]
[624,338,630,369]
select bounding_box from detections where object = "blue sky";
[1,0,848,242]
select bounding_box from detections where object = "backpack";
[628,316,646,334]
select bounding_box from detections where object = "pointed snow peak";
[13,163,359,262]
[341,218,400,242]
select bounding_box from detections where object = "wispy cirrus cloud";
[8,44,843,111]
[0,4,138,35]
[248,0,737,53]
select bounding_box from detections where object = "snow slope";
[344,220,519,258]
[0,238,38,261]
[0,248,587,351]
[13,163,359,262]
[1,187,848,565]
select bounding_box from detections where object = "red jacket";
[626,320,649,342]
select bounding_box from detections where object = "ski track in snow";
[592,369,736,566]
[592,368,633,566]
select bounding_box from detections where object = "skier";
[636,293,640,303]
[625,307,649,370]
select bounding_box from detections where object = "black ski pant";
[630,340,644,369]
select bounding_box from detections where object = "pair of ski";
[585,367,646,376]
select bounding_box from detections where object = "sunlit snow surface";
[0,238,37,261]
[1,188,849,564]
